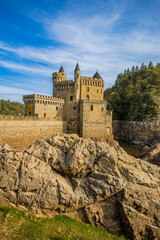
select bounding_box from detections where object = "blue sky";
[0,0,160,102]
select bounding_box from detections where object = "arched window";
[56,106,58,111]
[102,107,104,111]
[86,87,89,92]
[91,105,93,111]
[86,95,89,100]
[97,89,99,93]
[70,95,74,101]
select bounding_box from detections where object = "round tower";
[52,66,66,96]
[74,63,81,100]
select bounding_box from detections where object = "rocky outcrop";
[0,134,160,240]
[137,143,160,166]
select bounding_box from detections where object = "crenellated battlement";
[23,94,65,105]
[23,63,112,141]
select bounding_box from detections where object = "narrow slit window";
[70,95,74,101]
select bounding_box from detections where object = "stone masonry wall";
[113,120,160,145]
[80,100,112,141]
[0,117,67,150]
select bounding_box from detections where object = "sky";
[0,0,160,102]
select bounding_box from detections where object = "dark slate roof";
[59,66,64,72]
[93,71,102,79]
[75,63,80,71]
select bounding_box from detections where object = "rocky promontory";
[137,143,160,167]
[0,134,160,240]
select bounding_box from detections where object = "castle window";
[56,106,58,110]
[102,107,104,111]
[97,89,99,93]
[90,105,93,111]
[77,73,79,78]
[73,106,76,110]
[86,95,89,100]
[44,113,46,118]
[70,95,74,101]
[86,87,89,92]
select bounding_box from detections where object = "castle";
[23,64,112,141]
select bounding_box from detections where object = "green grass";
[68,141,76,148]
[89,151,94,155]
[0,204,129,240]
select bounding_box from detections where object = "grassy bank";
[0,204,129,240]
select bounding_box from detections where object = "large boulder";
[0,134,160,240]
[137,143,160,166]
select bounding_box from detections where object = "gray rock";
[0,134,160,240]
[137,143,160,166]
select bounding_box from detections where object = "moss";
[68,141,75,148]
[89,151,94,155]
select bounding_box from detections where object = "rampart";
[113,120,160,145]
[0,116,67,150]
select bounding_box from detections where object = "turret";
[74,63,81,100]
[52,66,67,96]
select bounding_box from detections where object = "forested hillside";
[0,100,25,115]
[104,62,160,121]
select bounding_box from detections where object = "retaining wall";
[113,120,160,145]
[0,117,67,150]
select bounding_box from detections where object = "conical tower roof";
[75,63,80,71]
[59,66,64,72]
[93,71,102,79]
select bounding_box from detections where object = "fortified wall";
[0,64,113,150]
[23,64,113,141]
[113,120,160,145]
[0,116,67,150]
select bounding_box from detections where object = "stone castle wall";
[113,120,160,145]
[80,100,112,141]
[0,116,67,150]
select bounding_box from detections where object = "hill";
[0,204,128,240]
[0,99,25,115]
[104,62,160,121]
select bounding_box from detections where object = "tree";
[104,62,160,120]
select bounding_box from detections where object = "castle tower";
[52,65,67,96]
[74,63,81,100]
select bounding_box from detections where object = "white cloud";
[0,59,52,76]
[0,85,32,95]
[0,9,160,96]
